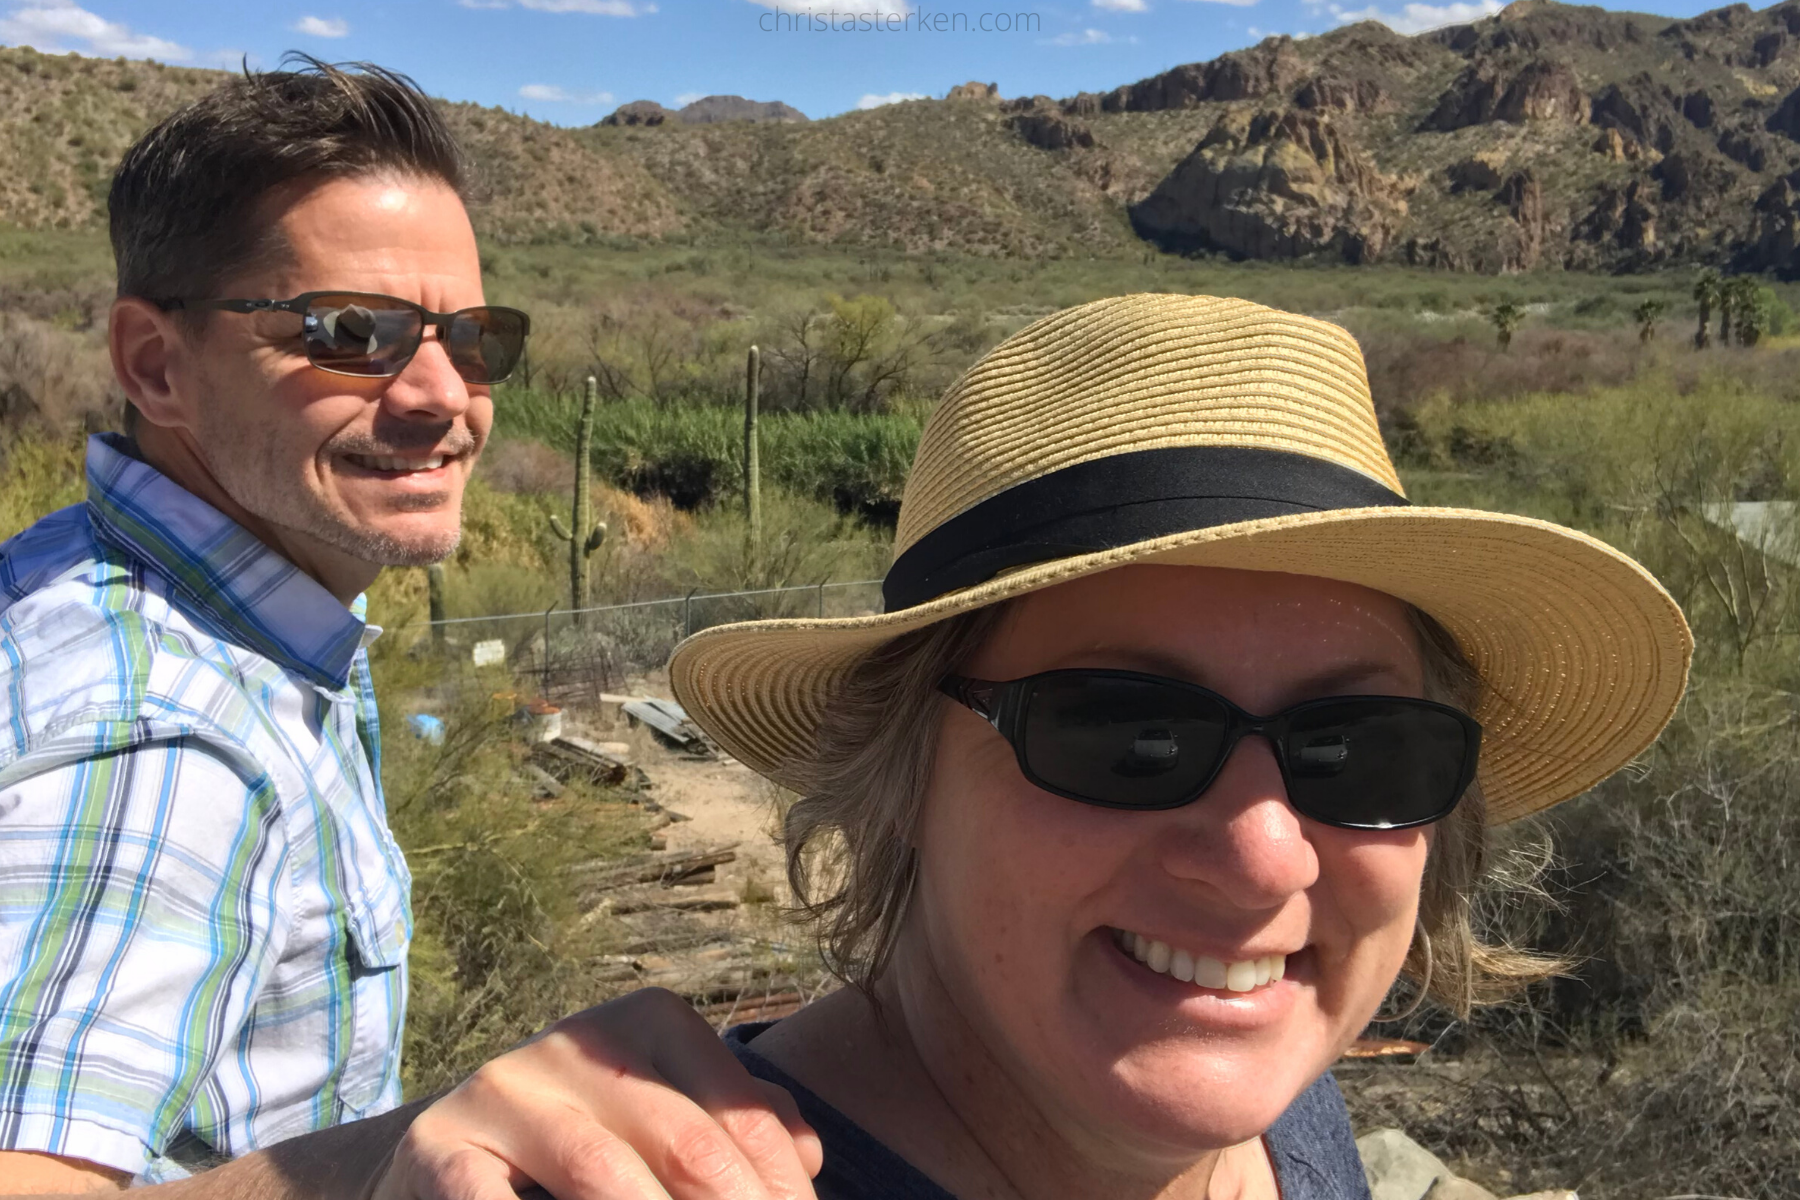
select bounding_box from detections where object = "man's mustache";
[331,426,479,459]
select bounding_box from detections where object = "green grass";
[497,390,923,521]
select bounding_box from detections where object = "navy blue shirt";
[724,1023,1371,1200]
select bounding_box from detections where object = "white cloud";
[1325,0,1498,32]
[292,15,349,37]
[746,0,911,14]
[674,91,705,106]
[1093,0,1148,9]
[856,90,925,109]
[1181,0,1261,7]
[461,0,657,13]
[518,82,615,103]
[1048,27,1130,44]
[0,0,189,59]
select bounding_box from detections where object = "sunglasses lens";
[446,307,528,384]
[303,294,421,377]
[1020,675,1231,808]
[1282,700,1473,828]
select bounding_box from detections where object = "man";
[0,57,502,1189]
[0,57,820,1200]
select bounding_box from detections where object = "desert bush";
[497,392,924,523]
[371,654,651,1096]
[0,428,84,542]
[0,308,116,430]
[1403,377,1800,673]
[660,487,890,601]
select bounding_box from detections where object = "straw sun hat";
[671,293,1693,823]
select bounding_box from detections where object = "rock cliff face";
[1065,0,1800,272]
[1131,110,1408,262]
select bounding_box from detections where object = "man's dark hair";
[109,54,471,306]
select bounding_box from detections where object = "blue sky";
[0,0,1748,121]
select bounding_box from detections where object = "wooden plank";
[572,844,739,890]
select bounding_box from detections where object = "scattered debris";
[572,844,739,891]
[624,697,712,755]
[405,713,445,744]
[518,699,563,742]
[534,735,648,790]
[471,638,506,668]
[520,763,565,800]
[1343,1037,1431,1063]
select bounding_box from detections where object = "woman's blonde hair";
[782,599,1560,1019]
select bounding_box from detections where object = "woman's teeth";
[1115,929,1286,993]
[351,454,445,473]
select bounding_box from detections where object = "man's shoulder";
[0,505,279,783]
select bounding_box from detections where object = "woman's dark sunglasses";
[158,291,531,384]
[939,669,1481,830]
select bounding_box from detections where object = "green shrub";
[496,392,923,523]
[371,654,650,1096]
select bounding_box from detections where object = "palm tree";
[1489,302,1524,350]
[1693,271,1720,349]
[1635,298,1667,343]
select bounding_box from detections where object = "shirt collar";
[84,433,368,690]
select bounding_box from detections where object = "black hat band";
[882,445,1410,613]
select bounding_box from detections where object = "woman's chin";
[1034,931,1347,1151]
[1080,1043,1329,1153]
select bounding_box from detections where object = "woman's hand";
[370,988,824,1200]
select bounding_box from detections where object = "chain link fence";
[397,580,883,705]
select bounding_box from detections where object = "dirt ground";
[559,681,832,1025]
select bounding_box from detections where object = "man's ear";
[109,297,192,431]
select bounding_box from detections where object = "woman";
[379,294,1691,1200]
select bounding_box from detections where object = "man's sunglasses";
[158,291,531,384]
[939,669,1481,830]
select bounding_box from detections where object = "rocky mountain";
[17,2,1800,272]
[599,95,808,126]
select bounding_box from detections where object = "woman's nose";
[1156,734,1320,909]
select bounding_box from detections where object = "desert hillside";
[13,1,1800,271]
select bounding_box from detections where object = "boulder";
[1448,151,1507,192]
[1103,38,1305,111]
[600,99,672,127]
[1131,109,1407,262]
[1357,1127,1450,1200]
[1591,74,1680,151]
[1425,1177,1499,1200]
[1295,73,1390,114]
[947,80,1000,102]
[1008,109,1095,152]
[1423,58,1586,130]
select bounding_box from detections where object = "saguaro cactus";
[744,345,762,571]
[550,375,607,625]
[1694,271,1719,349]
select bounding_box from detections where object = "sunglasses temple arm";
[939,676,1006,731]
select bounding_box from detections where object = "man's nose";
[1156,735,1319,909]
[382,331,474,422]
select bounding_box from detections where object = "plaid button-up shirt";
[0,434,410,1181]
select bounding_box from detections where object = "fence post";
[818,580,825,618]
[744,346,762,575]
[683,587,699,639]
[427,563,447,650]
[541,602,557,696]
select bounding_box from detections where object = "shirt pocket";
[337,882,409,1114]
